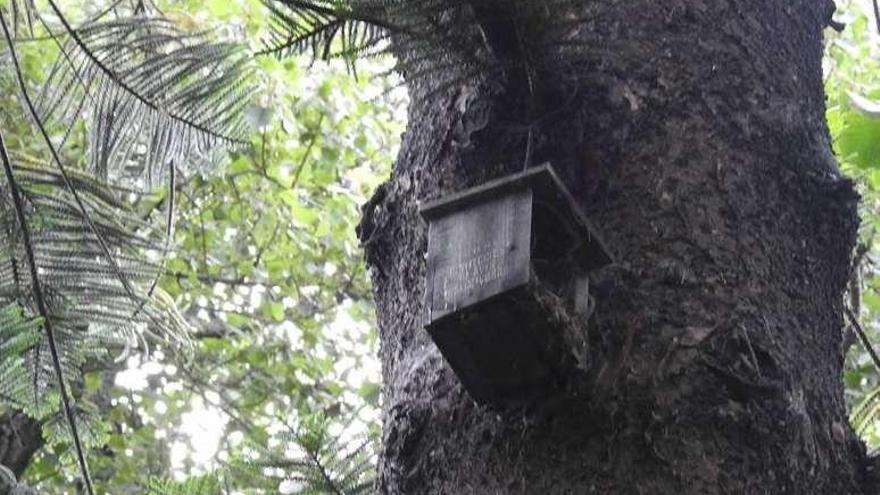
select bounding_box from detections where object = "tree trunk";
[360,1,875,493]
[0,412,42,478]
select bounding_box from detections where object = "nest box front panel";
[425,188,532,324]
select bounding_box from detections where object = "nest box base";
[426,280,587,406]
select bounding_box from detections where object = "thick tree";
[356,1,877,493]
[3,0,879,492]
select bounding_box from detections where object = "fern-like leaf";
[145,473,224,495]
[260,0,394,62]
[0,303,41,410]
[852,384,880,436]
[38,3,255,191]
[0,158,192,414]
[0,2,253,492]
[231,412,377,494]
[260,0,489,78]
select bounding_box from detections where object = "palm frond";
[0,159,192,409]
[0,0,38,38]
[260,0,612,108]
[37,3,255,191]
[0,136,190,494]
[1,2,253,492]
[43,396,108,459]
[852,384,880,435]
[0,302,42,410]
[146,474,224,495]
[0,95,95,492]
[0,137,192,418]
[260,0,394,61]
[259,0,488,75]
[232,412,377,494]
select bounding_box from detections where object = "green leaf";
[84,372,102,393]
[268,302,285,322]
[836,109,880,169]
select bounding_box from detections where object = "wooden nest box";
[420,164,612,406]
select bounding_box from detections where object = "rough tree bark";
[359,1,877,493]
[0,412,42,478]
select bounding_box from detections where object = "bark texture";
[360,1,872,493]
[0,412,42,478]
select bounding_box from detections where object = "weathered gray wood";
[420,164,612,405]
[420,164,612,272]
[425,188,532,323]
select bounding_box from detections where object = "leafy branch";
[38,0,254,190]
[0,101,95,495]
[0,0,256,490]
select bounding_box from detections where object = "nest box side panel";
[426,282,584,405]
[424,188,532,324]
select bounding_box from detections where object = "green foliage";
[227,412,378,494]
[146,473,224,495]
[140,413,377,495]
[827,0,880,449]
[0,0,258,492]
[0,303,42,411]
[0,0,401,491]
[279,416,377,495]
[0,158,192,416]
[261,0,391,62]
[37,8,255,190]
[111,46,399,493]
